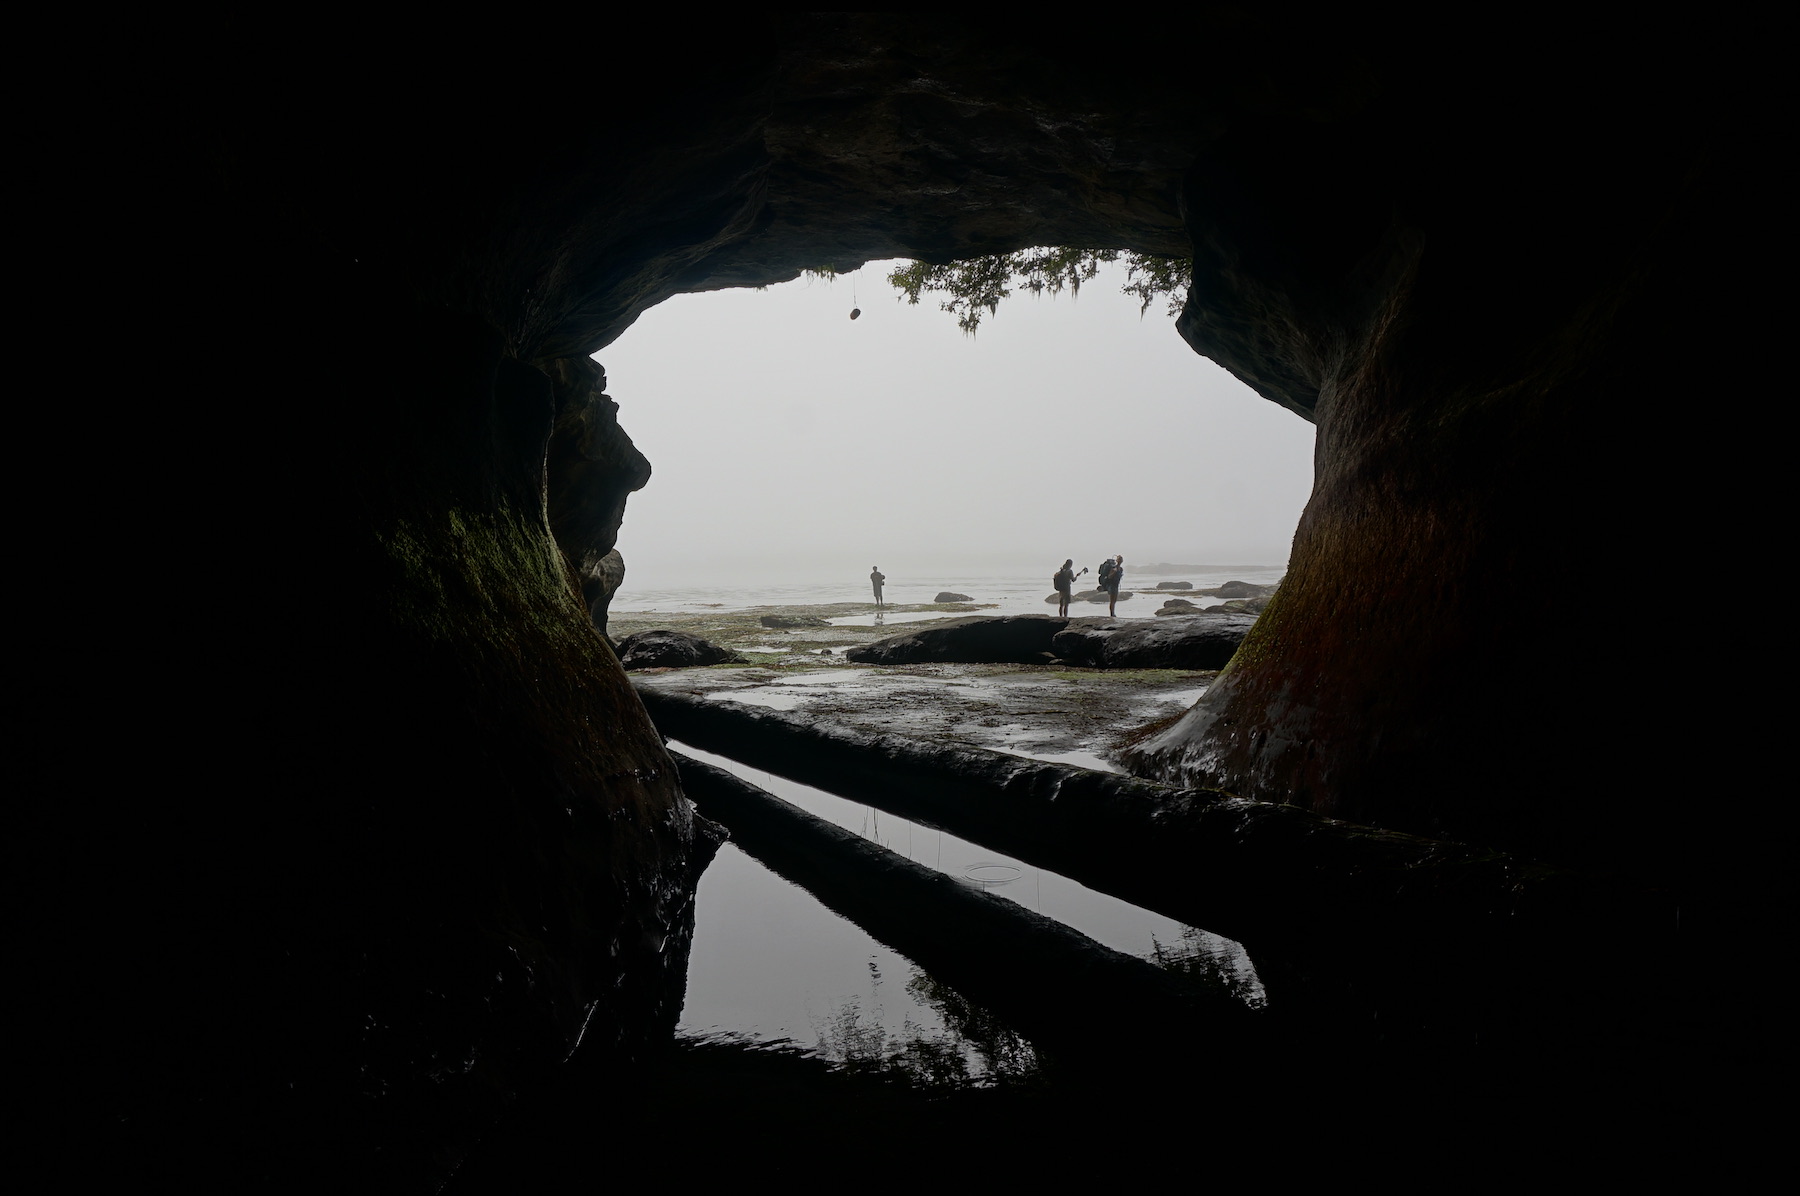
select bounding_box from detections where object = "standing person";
[1098,553,1125,616]
[1053,559,1083,618]
[870,565,886,609]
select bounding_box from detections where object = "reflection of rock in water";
[1152,926,1268,1008]
[906,969,1042,1087]
[810,965,1042,1092]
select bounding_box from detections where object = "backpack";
[1097,560,1116,587]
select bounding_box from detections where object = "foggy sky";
[595,260,1316,584]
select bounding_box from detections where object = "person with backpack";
[1053,559,1085,617]
[1097,554,1125,616]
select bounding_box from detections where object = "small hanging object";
[849,267,862,320]
[849,307,862,320]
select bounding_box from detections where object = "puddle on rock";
[673,741,1265,1008]
[678,840,1042,1086]
[713,690,816,711]
[1007,747,1121,773]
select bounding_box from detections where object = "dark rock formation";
[617,630,747,670]
[760,614,828,629]
[1154,581,1194,590]
[1052,614,1256,669]
[671,752,1252,1066]
[641,689,1675,1064]
[577,549,627,638]
[546,357,651,639]
[1156,598,1199,615]
[125,13,1761,1183]
[844,615,1067,664]
[932,591,972,602]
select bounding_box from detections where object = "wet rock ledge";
[844,613,1256,668]
[637,687,1675,1055]
[635,687,1647,952]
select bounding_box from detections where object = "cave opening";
[597,257,1314,590]
[114,16,1772,1186]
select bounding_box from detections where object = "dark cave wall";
[190,293,702,1186]
[131,15,1759,1187]
[1120,56,1722,875]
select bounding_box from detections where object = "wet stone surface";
[629,653,1215,764]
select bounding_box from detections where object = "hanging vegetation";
[886,249,1191,334]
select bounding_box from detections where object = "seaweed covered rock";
[616,630,747,670]
[760,615,829,629]
[845,615,1067,664]
[934,591,972,602]
[1155,581,1194,590]
[1052,614,1257,669]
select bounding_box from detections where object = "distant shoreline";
[1125,563,1286,576]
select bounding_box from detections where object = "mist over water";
[612,564,1287,620]
[597,260,1315,586]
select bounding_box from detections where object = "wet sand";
[618,602,1214,765]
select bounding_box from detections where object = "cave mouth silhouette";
[104,16,1769,1187]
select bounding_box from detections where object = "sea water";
[611,564,1286,621]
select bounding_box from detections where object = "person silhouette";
[1098,554,1125,616]
[1053,559,1078,617]
[870,566,886,609]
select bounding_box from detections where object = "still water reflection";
[673,741,1264,1082]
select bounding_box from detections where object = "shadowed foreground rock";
[670,751,1255,1066]
[637,686,1682,1076]
[1052,614,1256,668]
[639,687,1637,946]
[616,630,746,670]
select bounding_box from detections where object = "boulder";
[760,614,829,628]
[1051,614,1257,669]
[1154,581,1194,590]
[1155,598,1199,615]
[1198,579,1274,599]
[1043,617,1131,664]
[844,615,1068,664]
[616,629,747,670]
[933,591,972,603]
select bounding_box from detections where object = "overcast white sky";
[595,260,1316,585]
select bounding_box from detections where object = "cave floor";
[627,656,1215,767]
